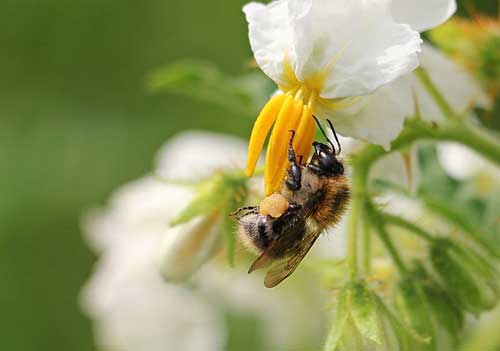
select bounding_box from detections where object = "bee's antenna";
[326,119,342,155]
[313,116,336,154]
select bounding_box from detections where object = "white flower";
[154,132,249,281]
[80,178,224,351]
[197,265,327,350]
[80,131,251,351]
[335,0,490,147]
[243,0,422,194]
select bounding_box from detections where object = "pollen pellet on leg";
[259,193,289,218]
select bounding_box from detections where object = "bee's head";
[309,141,344,176]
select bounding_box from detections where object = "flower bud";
[160,171,248,281]
[430,239,500,314]
[412,263,464,345]
[159,213,222,281]
[394,275,435,350]
[324,280,412,351]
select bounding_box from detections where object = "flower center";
[245,60,347,195]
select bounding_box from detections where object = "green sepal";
[221,184,248,266]
[170,176,226,226]
[348,281,383,345]
[324,285,350,351]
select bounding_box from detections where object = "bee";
[233,118,350,288]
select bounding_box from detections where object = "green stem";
[383,214,436,243]
[362,212,372,275]
[347,163,365,279]
[355,118,500,169]
[345,117,500,274]
[402,119,500,166]
[414,67,454,119]
[423,196,500,258]
[365,201,408,274]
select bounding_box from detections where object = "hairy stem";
[362,213,372,275]
[344,115,500,274]
[414,67,454,119]
[347,163,365,278]
[365,200,408,274]
[383,214,435,242]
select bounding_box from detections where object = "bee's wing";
[264,227,321,288]
[248,250,273,273]
[247,238,282,273]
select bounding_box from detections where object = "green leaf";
[349,281,383,345]
[148,60,273,116]
[169,178,225,226]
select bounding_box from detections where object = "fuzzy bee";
[233,118,350,287]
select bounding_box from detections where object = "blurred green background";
[0,0,497,350]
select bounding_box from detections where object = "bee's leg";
[230,206,259,220]
[286,130,302,191]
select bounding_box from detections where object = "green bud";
[394,276,435,350]
[412,262,464,346]
[169,170,248,266]
[170,171,248,226]
[430,239,500,314]
[324,281,411,351]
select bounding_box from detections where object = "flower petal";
[80,233,224,351]
[391,0,456,32]
[289,0,422,99]
[411,43,491,122]
[317,78,413,149]
[82,178,194,253]
[155,131,248,181]
[243,1,293,87]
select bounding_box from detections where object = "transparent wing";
[264,228,322,288]
[247,238,282,273]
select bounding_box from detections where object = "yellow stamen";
[294,106,316,163]
[245,94,286,177]
[265,97,303,195]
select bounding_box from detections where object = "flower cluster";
[81,0,500,350]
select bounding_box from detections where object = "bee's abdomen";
[238,215,273,253]
[313,176,350,229]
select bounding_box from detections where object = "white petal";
[196,264,325,349]
[290,0,422,98]
[437,142,500,180]
[82,177,193,253]
[391,0,456,32]
[243,1,292,86]
[80,234,224,351]
[155,131,248,181]
[158,216,222,281]
[317,78,413,148]
[411,43,491,122]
